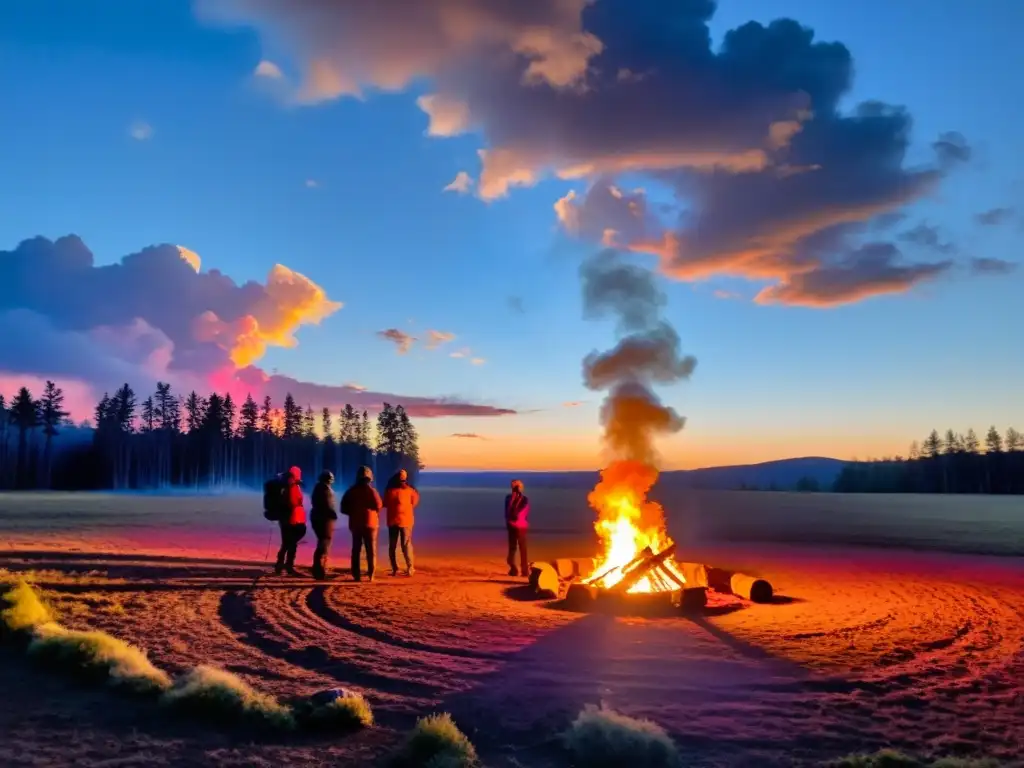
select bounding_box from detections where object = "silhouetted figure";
[504,478,530,577]
[275,466,307,576]
[384,469,420,576]
[341,465,383,582]
[310,470,337,580]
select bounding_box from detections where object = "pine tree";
[240,394,259,437]
[1006,427,1022,452]
[222,393,237,441]
[942,429,959,455]
[321,407,333,441]
[923,430,942,458]
[38,381,69,489]
[303,405,316,438]
[964,429,979,454]
[141,396,156,433]
[259,396,274,433]
[282,394,300,438]
[184,392,205,433]
[985,426,1003,454]
[10,387,39,488]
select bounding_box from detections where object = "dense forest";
[0,380,422,491]
[830,427,1024,494]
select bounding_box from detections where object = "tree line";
[832,426,1024,494]
[0,379,422,491]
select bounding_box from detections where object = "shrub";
[27,623,172,695]
[300,691,374,732]
[564,705,681,768]
[161,665,295,731]
[1,581,55,637]
[931,760,1001,768]
[393,712,478,767]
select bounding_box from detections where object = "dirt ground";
[0,494,1022,767]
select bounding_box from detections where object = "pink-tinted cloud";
[0,236,517,422]
[376,328,416,354]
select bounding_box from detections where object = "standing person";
[310,470,337,580]
[340,466,383,582]
[384,469,419,577]
[504,478,530,577]
[274,466,307,576]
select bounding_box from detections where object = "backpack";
[263,476,288,521]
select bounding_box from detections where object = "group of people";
[267,467,532,581]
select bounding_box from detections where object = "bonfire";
[582,460,687,594]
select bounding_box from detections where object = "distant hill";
[418,457,846,492]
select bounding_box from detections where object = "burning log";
[608,543,678,594]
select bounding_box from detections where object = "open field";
[1,489,1023,766]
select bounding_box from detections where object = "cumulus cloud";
[970,257,1017,275]
[0,236,515,421]
[425,330,456,349]
[443,171,474,194]
[254,59,284,79]
[128,120,153,141]
[376,328,416,354]
[198,0,972,308]
[975,207,1015,227]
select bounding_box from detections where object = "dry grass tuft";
[300,692,374,732]
[1,581,55,637]
[392,712,478,767]
[27,622,172,694]
[564,704,681,768]
[161,665,295,731]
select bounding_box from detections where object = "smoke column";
[581,249,696,465]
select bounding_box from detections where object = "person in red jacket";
[504,478,530,577]
[274,466,307,576]
[340,465,383,582]
[384,469,420,576]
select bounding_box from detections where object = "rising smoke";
[581,250,696,465]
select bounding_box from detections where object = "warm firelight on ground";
[584,459,687,593]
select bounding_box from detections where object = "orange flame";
[584,459,686,593]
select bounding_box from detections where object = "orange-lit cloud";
[195,263,342,367]
[563,401,584,408]
[425,330,456,349]
[377,328,416,354]
[451,432,487,440]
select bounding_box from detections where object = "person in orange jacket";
[384,469,420,576]
[274,466,307,576]
[340,465,383,582]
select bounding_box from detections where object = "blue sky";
[0,0,1021,470]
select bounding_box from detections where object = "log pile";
[527,549,776,610]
